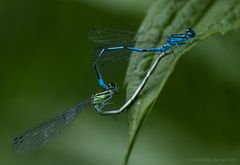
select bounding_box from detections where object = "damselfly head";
[108,82,119,92]
[185,28,196,38]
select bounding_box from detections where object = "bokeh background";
[1,0,240,165]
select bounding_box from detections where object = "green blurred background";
[0,0,240,165]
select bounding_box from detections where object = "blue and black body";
[12,29,198,154]
[90,28,196,90]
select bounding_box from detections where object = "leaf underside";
[124,0,240,164]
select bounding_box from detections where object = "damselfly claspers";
[89,28,196,90]
[89,28,197,114]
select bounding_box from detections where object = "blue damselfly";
[89,28,197,114]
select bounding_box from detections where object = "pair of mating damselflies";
[14,28,197,153]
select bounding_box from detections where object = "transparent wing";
[92,48,132,61]
[89,28,168,62]
[88,28,137,46]
[88,28,168,46]
[98,50,153,62]
[14,98,92,153]
[92,45,161,62]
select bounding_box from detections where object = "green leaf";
[124,0,240,164]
